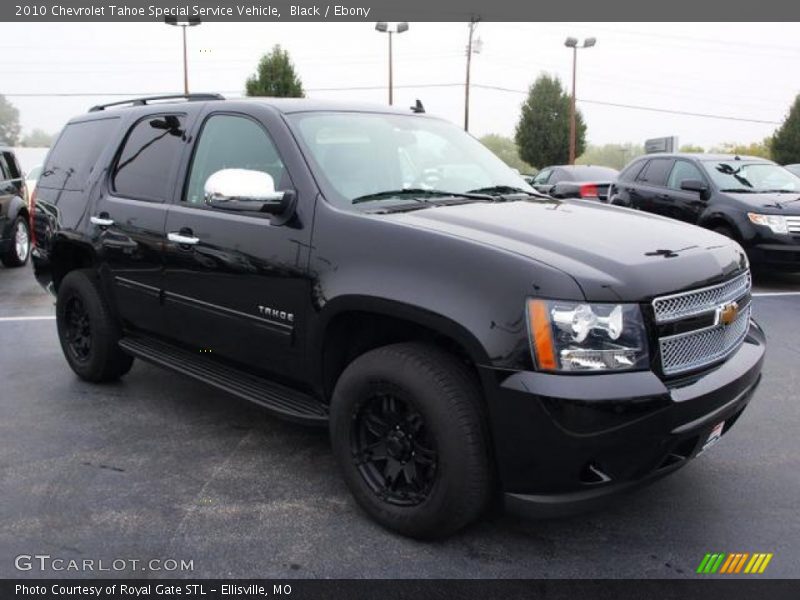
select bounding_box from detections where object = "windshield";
[288,112,534,208]
[702,160,800,193]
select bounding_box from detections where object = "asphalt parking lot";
[1,263,798,579]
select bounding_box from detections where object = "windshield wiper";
[352,188,491,205]
[466,185,549,199]
[720,188,757,193]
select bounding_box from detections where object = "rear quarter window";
[40,118,120,191]
[618,160,646,182]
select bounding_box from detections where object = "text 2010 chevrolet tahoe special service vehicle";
[31,94,765,539]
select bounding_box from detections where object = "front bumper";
[747,242,800,271]
[481,320,765,518]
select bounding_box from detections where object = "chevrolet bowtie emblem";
[718,301,739,326]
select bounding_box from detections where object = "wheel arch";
[314,295,492,403]
[48,237,98,291]
[699,210,742,239]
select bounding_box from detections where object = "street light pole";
[166,17,201,95]
[375,22,409,106]
[464,18,481,132]
[568,43,577,165]
[564,36,596,165]
[388,30,393,105]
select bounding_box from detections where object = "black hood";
[723,191,800,212]
[389,199,748,302]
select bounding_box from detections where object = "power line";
[470,84,782,125]
[4,83,783,125]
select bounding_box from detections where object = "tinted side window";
[549,169,569,184]
[113,114,187,202]
[636,158,673,186]
[184,114,287,205]
[39,118,120,191]
[0,153,10,180]
[2,152,21,179]
[667,160,704,190]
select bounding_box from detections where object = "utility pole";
[464,17,481,132]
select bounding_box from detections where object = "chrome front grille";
[652,271,751,324]
[653,271,752,376]
[787,216,800,234]
[659,304,751,376]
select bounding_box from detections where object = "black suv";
[32,95,764,538]
[610,153,800,271]
[0,147,30,267]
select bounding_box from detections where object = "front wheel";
[712,225,736,240]
[330,342,492,539]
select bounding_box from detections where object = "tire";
[56,269,134,382]
[1,215,31,267]
[712,224,736,239]
[330,342,492,539]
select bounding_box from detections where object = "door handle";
[90,215,114,227]
[168,231,200,245]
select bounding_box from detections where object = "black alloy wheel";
[351,391,438,506]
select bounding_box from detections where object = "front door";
[662,159,708,224]
[161,111,311,380]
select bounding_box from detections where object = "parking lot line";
[752,291,800,297]
[0,316,56,322]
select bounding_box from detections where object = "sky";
[3,21,799,150]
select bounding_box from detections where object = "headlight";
[748,213,788,234]
[527,299,650,372]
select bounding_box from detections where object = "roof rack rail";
[88,93,225,113]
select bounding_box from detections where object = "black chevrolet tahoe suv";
[32,94,765,539]
[609,153,800,272]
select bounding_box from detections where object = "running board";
[118,335,328,425]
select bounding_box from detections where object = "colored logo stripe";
[698,552,773,574]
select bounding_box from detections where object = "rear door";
[93,112,194,334]
[630,157,675,215]
[161,106,314,381]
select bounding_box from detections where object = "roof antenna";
[411,99,425,114]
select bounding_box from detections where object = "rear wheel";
[1,216,30,267]
[56,269,134,382]
[330,342,492,539]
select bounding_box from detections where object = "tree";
[0,95,21,146]
[20,128,54,148]
[679,144,705,153]
[710,139,772,159]
[576,143,644,170]
[770,94,800,164]
[514,74,586,168]
[245,45,305,98]
[479,134,535,173]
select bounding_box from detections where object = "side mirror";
[204,169,292,218]
[680,179,710,199]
